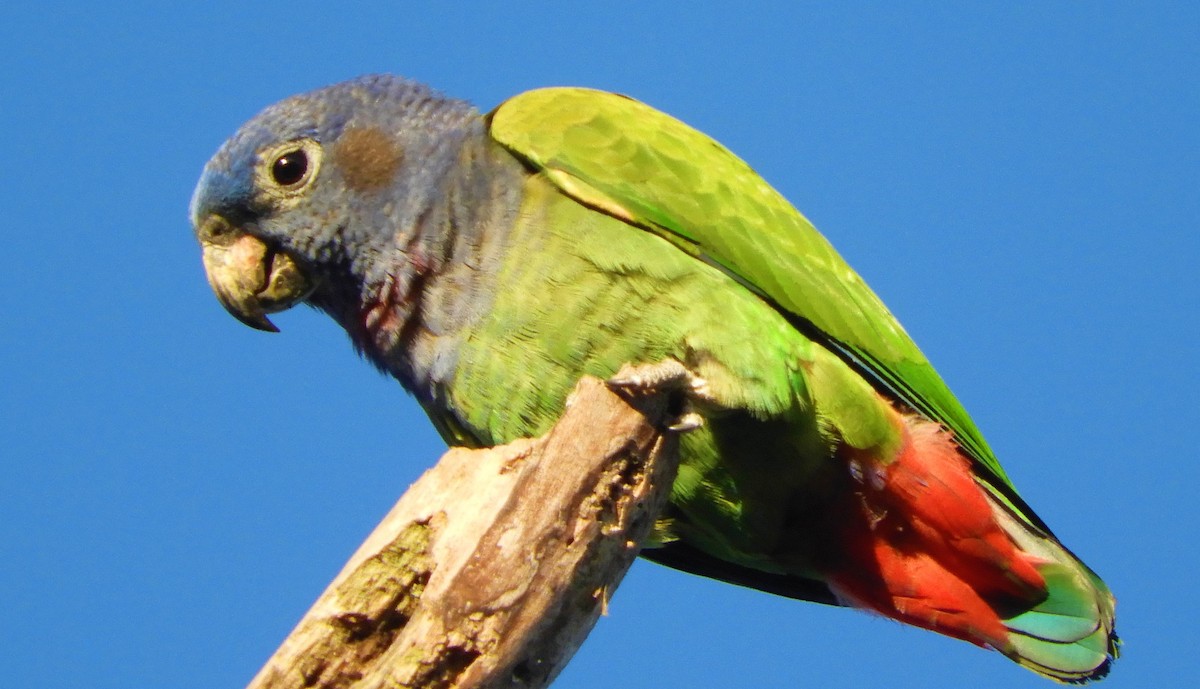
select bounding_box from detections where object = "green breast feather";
[487,87,1025,514]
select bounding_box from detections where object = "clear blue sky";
[2,4,1195,687]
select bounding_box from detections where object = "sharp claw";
[668,412,705,432]
[607,360,690,393]
[607,360,718,433]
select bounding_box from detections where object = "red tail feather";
[821,414,1046,650]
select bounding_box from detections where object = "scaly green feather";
[486,87,1117,680]
[486,88,1053,523]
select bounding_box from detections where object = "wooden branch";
[245,375,679,689]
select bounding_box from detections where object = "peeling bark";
[245,376,678,689]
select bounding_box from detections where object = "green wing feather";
[489,88,1117,680]
[488,87,1018,499]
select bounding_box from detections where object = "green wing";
[488,87,1023,504]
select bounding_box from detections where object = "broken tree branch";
[245,375,679,689]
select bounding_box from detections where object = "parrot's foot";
[607,360,716,432]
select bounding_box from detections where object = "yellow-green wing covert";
[488,87,1023,502]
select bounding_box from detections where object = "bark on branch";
[245,375,679,689]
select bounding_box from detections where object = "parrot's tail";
[819,414,1119,683]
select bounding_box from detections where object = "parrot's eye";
[271,150,308,186]
[258,138,322,201]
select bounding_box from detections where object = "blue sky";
[2,3,1195,687]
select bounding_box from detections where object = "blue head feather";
[190,75,479,276]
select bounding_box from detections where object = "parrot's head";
[190,75,477,331]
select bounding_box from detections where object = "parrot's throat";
[359,263,424,351]
[345,132,528,405]
[353,238,441,377]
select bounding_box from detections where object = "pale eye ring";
[259,138,322,198]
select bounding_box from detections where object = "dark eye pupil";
[271,150,308,186]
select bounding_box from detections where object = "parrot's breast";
[442,173,833,572]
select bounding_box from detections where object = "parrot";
[190,75,1117,682]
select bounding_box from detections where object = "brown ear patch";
[330,127,403,192]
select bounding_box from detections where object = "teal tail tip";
[1068,630,1120,685]
[1017,624,1119,684]
[1000,559,1119,683]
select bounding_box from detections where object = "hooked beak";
[197,215,314,332]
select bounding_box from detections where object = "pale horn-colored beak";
[197,215,314,332]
